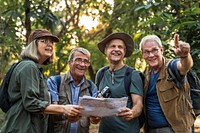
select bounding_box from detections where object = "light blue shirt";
[47,75,98,133]
[70,77,83,133]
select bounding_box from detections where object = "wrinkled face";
[37,37,55,60]
[69,51,90,79]
[141,40,163,70]
[105,39,126,63]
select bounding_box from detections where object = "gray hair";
[20,40,55,65]
[68,47,91,61]
[139,35,162,50]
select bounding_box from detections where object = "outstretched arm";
[44,104,84,116]
[174,34,193,75]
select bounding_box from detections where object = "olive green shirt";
[1,60,50,133]
[96,65,143,133]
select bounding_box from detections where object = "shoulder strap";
[167,60,184,90]
[167,59,188,113]
[54,75,61,92]
[87,80,93,96]
[124,66,135,96]
[3,61,22,89]
[96,66,109,88]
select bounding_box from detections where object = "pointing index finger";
[174,34,179,47]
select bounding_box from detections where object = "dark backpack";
[167,60,200,116]
[0,62,21,113]
[96,66,145,128]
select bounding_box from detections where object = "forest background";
[0,0,200,128]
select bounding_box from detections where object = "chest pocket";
[158,80,179,102]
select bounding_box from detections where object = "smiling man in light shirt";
[47,47,98,133]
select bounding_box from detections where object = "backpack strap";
[96,66,109,88]
[167,60,184,90]
[167,59,187,113]
[124,66,146,128]
[124,66,135,96]
[87,80,93,96]
[54,75,61,92]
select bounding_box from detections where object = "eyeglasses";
[71,58,90,66]
[143,49,159,56]
[37,39,54,46]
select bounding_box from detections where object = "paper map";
[79,96,128,117]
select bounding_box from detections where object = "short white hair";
[68,47,91,61]
[139,35,162,50]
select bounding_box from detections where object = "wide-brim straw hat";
[28,29,59,44]
[97,32,134,57]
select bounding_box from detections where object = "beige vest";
[50,72,95,133]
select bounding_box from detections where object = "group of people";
[0,28,196,133]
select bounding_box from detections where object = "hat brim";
[97,32,134,57]
[37,34,59,43]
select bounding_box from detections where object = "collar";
[69,74,85,87]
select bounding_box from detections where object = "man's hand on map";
[63,104,84,117]
[116,107,135,121]
[89,116,101,124]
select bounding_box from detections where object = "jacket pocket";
[159,82,178,102]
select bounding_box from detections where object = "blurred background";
[0,0,200,131]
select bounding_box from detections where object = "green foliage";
[0,0,200,81]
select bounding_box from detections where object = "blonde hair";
[20,40,55,65]
[139,35,163,51]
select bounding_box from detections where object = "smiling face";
[69,51,90,81]
[37,37,55,64]
[104,39,126,64]
[141,40,163,72]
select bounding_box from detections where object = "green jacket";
[1,60,50,133]
[47,72,96,133]
[143,58,195,133]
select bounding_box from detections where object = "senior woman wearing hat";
[92,32,144,133]
[1,29,83,133]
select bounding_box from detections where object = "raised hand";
[174,34,190,58]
